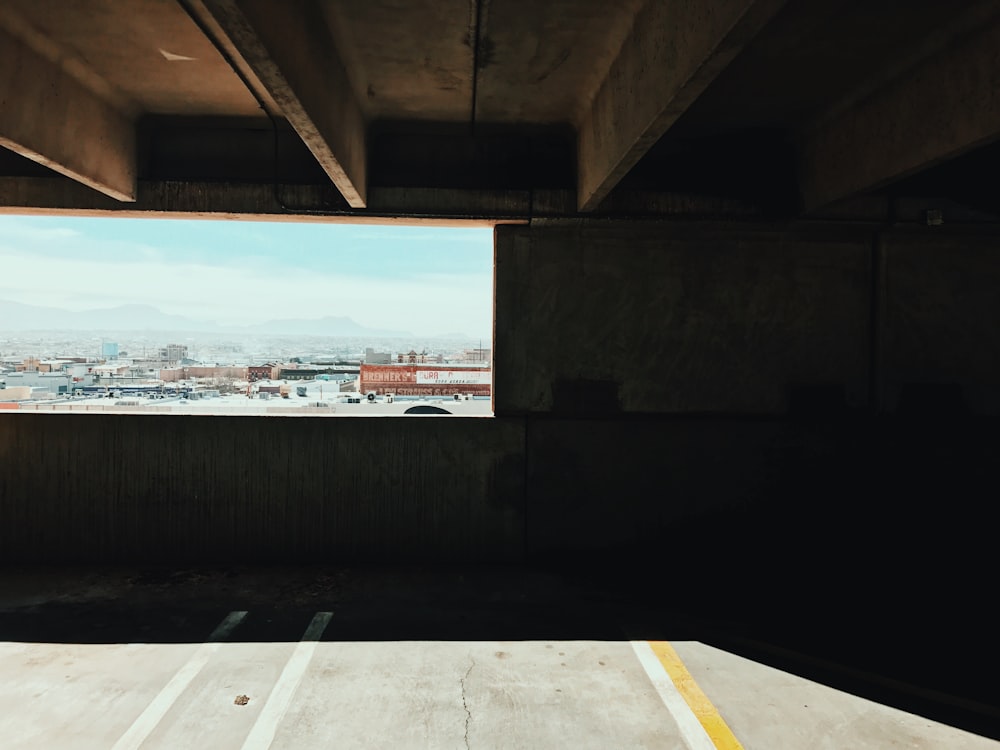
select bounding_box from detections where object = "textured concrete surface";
[800,13,1000,211]
[576,0,788,210]
[0,568,997,750]
[524,418,784,554]
[882,229,1000,414]
[672,641,1000,750]
[0,23,136,201]
[495,222,871,414]
[0,414,525,563]
[3,0,1000,218]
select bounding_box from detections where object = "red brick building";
[248,364,278,382]
[360,364,490,397]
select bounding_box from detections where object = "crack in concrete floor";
[460,658,476,749]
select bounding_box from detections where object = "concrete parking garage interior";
[2,1,1000,747]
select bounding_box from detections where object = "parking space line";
[111,610,249,750]
[240,611,333,750]
[640,640,745,750]
[632,640,719,750]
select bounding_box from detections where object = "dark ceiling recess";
[884,140,1000,217]
[368,124,574,191]
[620,129,801,218]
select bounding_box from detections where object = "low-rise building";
[1,371,72,395]
[160,366,247,382]
[457,347,492,363]
[158,344,189,363]
[360,364,490,397]
[396,350,444,364]
[0,386,32,402]
[364,348,392,365]
[248,363,279,382]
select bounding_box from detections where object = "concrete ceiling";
[465,0,646,125]
[671,0,1000,134]
[1,0,262,117]
[1,0,1000,219]
[319,0,475,123]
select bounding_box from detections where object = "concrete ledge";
[0,413,525,563]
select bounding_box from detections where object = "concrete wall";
[493,221,1000,565]
[0,414,525,564]
[494,222,872,415]
[880,228,1000,414]
[1,220,999,567]
[493,221,1000,678]
[494,223,866,557]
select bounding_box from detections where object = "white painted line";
[111,610,248,750]
[631,640,717,750]
[240,611,333,750]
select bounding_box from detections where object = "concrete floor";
[0,567,997,750]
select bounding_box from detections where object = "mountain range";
[0,299,418,338]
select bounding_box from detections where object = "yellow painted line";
[648,641,744,750]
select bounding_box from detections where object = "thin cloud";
[0,250,492,336]
[0,218,82,241]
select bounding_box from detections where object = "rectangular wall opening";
[0,215,494,416]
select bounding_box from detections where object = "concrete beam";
[0,25,135,202]
[0,177,525,225]
[0,176,773,223]
[575,0,787,212]
[800,20,1000,213]
[192,0,367,208]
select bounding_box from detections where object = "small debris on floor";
[234,694,250,705]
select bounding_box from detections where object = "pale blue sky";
[0,215,494,337]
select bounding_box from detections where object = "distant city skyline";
[0,215,493,338]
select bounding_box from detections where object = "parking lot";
[2,567,997,749]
